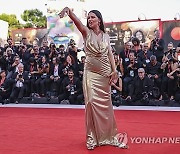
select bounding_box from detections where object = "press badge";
[146,59,150,63]
[112,90,117,94]
[125,58,129,62]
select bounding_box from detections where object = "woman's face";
[0,72,6,78]
[114,55,118,63]
[87,12,100,29]
[136,31,143,41]
[66,56,72,64]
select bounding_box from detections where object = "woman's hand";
[109,71,118,85]
[59,7,70,18]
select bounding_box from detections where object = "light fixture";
[174,13,180,20]
[138,13,146,20]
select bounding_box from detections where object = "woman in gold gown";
[59,8,127,150]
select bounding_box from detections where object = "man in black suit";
[146,55,162,92]
[126,68,153,105]
[58,68,82,104]
[150,30,165,63]
[9,63,29,103]
[46,57,63,96]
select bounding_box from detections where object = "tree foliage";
[21,9,47,28]
[0,13,22,28]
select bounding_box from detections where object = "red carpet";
[0,107,180,154]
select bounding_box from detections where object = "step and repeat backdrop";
[11,19,180,51]
[105,19,180,53]
[162,20,180,49]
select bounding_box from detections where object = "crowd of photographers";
[0,31,180,105]
[0,38,84,104]
[112,30,180,106]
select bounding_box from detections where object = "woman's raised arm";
[59,7,88,38]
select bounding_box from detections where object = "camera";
[68,39,76,47]
[42,63,48,68]
[69,84,76,95]
[41,73,47,79]
[59,50,65,55]
[0,86,5,91]
[53,75,59,81]
[52,44,56,48]
[19,74,23,78]
[20,45,26,49]
[62,66,68,74]
[150,75,155,78]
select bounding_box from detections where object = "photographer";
[123,51,140,96]
[131,37,142,56]
[39,40,49,58]
[162,42,176,63]
[48,43,58,62]
[30,45,40,64]
[175,67,180,102]
[20,37,32,50]
[61,55,78,78]
[78,56,86,81]
[173,43,180,62]
[160,44,178,100]
[1,47,15,71]
[58,68,82,105]
[137,43,153,69]
[66,39,78,64]
[0,70,11,104]
[9,63,29,103]
[57,44,67,64]
[150,30,165,63]
[111,73,123,106]
[161,66,179,100]
[35,56,50,97]
[25,57,39,96]
[112,54,123,104]
[126,68,153,105]
[146,55,162,99]
[119,41,132,68]
[18,44,31,66]
[5,38,17,53]
[46,57,63,96]
[7,56,21,79]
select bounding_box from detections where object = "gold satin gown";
[83,30,122,149]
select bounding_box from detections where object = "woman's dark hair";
[49,42,56,48]
[0,70,5,75]
[87,10,105,33]
[134,30,145,43]
[131,37,140,46]
[0,70,6,80]
[64,54,75,66]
